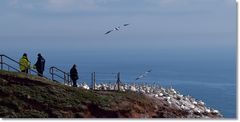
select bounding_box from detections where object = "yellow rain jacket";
[19,56,30,71]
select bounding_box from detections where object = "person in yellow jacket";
[19,53,31,73]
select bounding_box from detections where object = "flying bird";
[104,23,130,35]
[135,69,152,80]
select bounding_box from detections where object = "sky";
[0,0,237,54]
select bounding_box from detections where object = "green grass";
[0,70,158,118]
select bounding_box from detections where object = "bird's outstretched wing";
[135,69,152,81]
[104,24,129,35]
[115,27,120,31]
[105,30,113,35]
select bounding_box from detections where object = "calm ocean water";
[3,47,236,118]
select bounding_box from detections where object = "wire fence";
[0,54,177,93]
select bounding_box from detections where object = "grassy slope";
[0,70,160,118]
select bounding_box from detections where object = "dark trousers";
[21,69,28,74]
[72,80,77,87]
[37,70,44,77]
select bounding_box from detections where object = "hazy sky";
[0,0,236,52]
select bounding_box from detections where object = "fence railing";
[49,66,71,85]
[0,54,124,91]
[0,54,48,79]
[91,72,122,91]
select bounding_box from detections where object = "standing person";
[70,64,79,87]
[19,53,31,73]
[34,53,45,77]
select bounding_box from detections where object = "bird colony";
[75,82,222,118]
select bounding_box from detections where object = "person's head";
[38,53,41,57]
[23,53,27,57]
[73,64,76,68]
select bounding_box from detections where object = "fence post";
[91,72,96,90]
[51,68,54,81]
[93,72,96,90]
[64,73,66,85]
[68,74,71,86]
[91,72,94,90]
[0,55,3,70]
[117,72,120,92]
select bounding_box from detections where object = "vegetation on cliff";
[0,70,222,118]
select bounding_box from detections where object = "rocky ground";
[0,70,223,118]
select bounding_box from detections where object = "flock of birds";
[74,82,222,118]
[87,23,222,118]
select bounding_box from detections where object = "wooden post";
[117,72,120,91]
[92,72,96,90]
[94,72,96,90]
[91,72,94,90]
[0,56,3,70]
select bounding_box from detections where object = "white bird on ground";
[158,93,163,97]
[205,108,211,113]
[198,101,205,106]
[212,110,219,114]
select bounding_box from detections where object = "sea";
[1,41,236,118]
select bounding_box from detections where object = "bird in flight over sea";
[104,24,130,35]
[135,69,152,80]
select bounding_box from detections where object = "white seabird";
[104,23,130,35]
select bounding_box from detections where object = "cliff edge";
[0,71,222,118]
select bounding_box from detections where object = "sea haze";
[1,38,236,118]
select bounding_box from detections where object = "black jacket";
[35,56,45,72]
[70,67,78,81]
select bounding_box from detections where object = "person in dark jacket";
[70,64,79,87]
[34,53,45,77]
